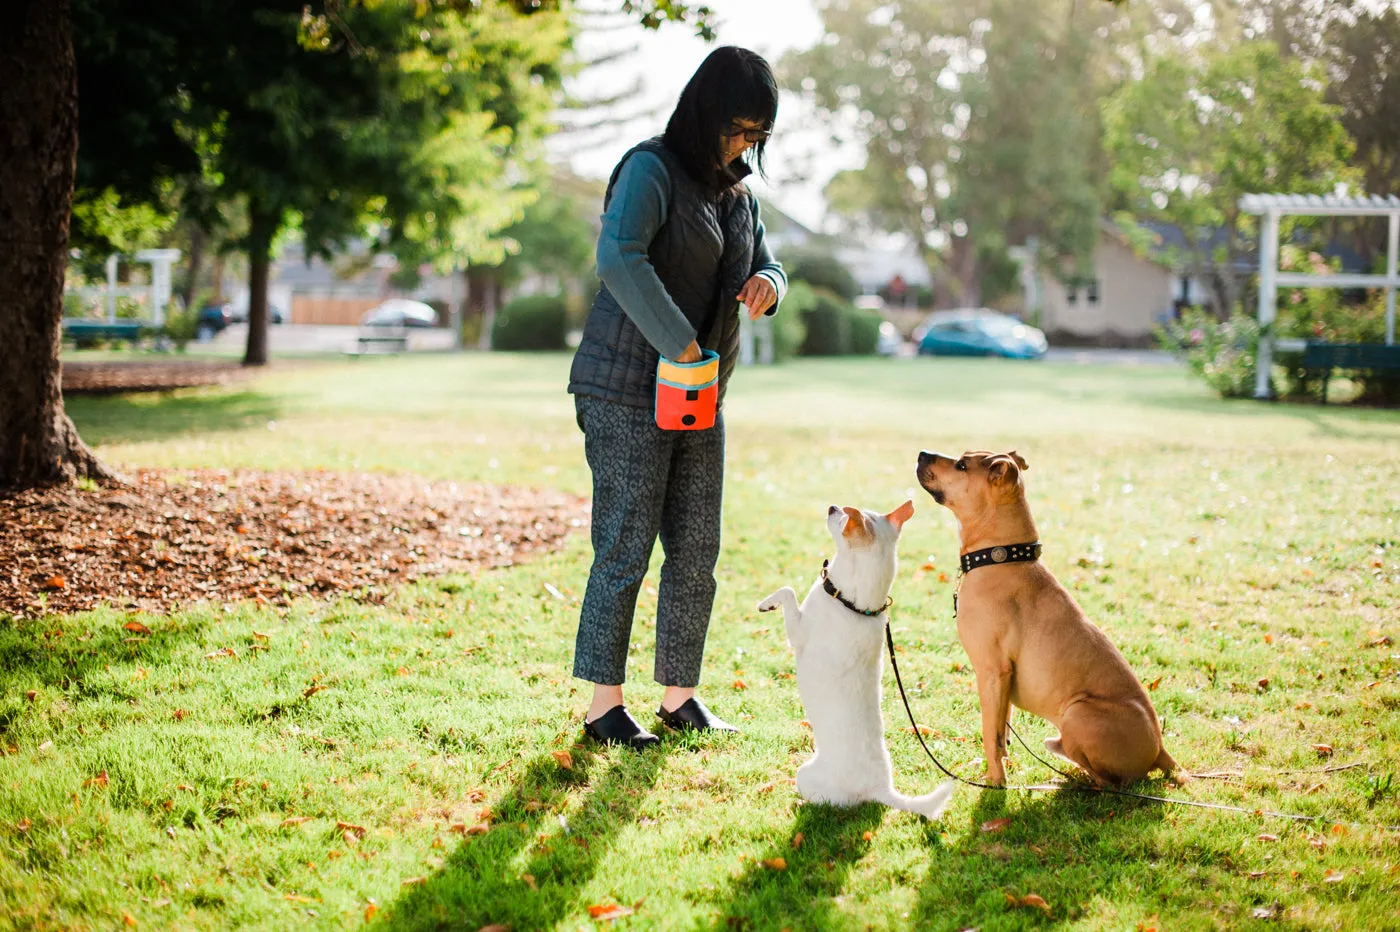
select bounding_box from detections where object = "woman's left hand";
[737,275,777,320]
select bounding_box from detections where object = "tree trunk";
[464,265,503,350]
[242,202,278,367]
[0,0,114,492]
[180,224,206,312]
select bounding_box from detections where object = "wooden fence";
[290,296,382,326]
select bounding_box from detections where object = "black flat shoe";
[656,697,739,734]
[583,705,660,749]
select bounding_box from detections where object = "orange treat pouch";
[655,351,720,430]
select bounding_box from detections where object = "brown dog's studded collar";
[959,542,1042,575]
[820,560,892,616]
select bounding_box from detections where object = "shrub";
[491,293,569,351]
[780,247,861,300]
[796,286,882,357]
[1156,306,1264,399]
[163,306,199,351]
[769,281,814,362]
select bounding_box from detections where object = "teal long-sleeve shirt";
[595,151,788,361]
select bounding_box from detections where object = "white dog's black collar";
[959,542,1042,574]
[820,560,892,616]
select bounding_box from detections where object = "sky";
[552,0,863,231]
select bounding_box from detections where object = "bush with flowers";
[1157,246,1397,402]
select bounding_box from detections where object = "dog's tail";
[756,587,800,622]
[880,779,956,820]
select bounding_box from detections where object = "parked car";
[196,303,233,340]
[229,303,284,324]
[914,309,1048,359]
[361,299,438,328]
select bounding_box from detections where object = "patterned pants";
[572,394,725,688]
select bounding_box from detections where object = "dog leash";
[882,619,1400,831]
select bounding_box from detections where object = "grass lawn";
[3,352,1398,931]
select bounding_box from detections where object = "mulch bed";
[0,469,590,618]
[62,361,253,395]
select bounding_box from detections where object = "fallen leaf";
[521,874,537,890]
[401,876,426,886]
[84,771,109,788]
[477,926,510,932]
[342,830,359,846]
[1312,744,1334,757]
[1252,902,1281,920]
[364,903,379,921]
[982,817,1013,833]
[280,816,311,828]
[1323,869,1345,883]
[1015,893,1051,914]
[285,894,319,904]
[465,823,489,836]
[449,823,468,834]
[395,666,409,676]
[551,750,573,770]
[587,903,634,921]
[16,818,30,833]
[302,685,328,698]
[43,575,66,590]
[761,857,787,870]
[732,678,747,690]
[336,821,367,838]
[1146,676,1162,691]
[123,621,152,635]
[122,913,136,927]
[1331,823,1348,835]
[25,690,36,702]
[1248,871,1267,879]
[861,831,874,841]
[38,740,54,753]
[791,832,804,849]
[1257,833,1278,842]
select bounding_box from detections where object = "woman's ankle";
[660,686,695,713]
[586,685,624,723]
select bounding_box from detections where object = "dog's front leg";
[757,587,804,649]
[975,664,1013,785]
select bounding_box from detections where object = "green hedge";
[492,293,569,351]
[796,285,882,356]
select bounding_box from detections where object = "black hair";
[663,46,778,194]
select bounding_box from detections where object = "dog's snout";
[918,451,936,468]
[827,504,840,516]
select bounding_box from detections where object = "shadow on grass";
[698,800,887,931]
[911,781,1168,929]
[383,744,668,931]
[65,389,281,445]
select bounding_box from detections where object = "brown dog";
[916,449,1182,787]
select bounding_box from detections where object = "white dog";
[758,501,955,819]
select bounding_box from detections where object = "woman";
[566,46,787,748]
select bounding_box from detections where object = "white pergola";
[1239,193,1400,399]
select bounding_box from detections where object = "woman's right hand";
[674,340,703,363]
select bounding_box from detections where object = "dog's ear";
[841,506,866,538]
[987,456,1022,487]
[885,499,915,531]
[1009,450,1029,471]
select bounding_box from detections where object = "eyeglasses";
[724,124,772,143]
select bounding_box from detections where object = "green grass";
[4,352,1399,931]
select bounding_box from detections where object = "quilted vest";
[567,137,756,410]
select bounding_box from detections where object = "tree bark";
[180,224,206,312]
[0,0,114,492]
[242,202,278,367]
[464,265,503,350]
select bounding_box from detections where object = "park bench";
[1300,341,1400,403]
[62,319,149,346]
[346,326,409,357]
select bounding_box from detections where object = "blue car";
[915,309,1048,359]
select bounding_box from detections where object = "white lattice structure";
[1238,193,1400,399]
